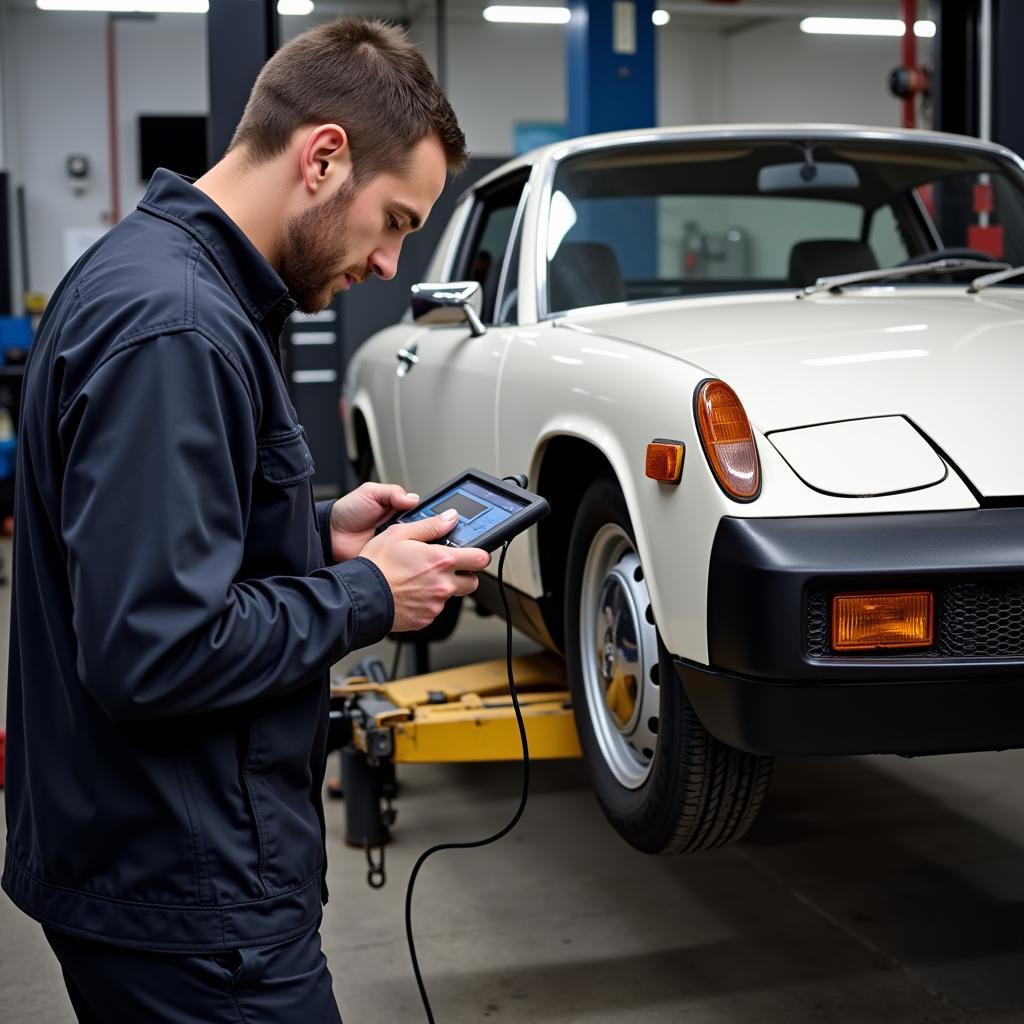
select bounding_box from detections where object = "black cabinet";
[281,308,344,496]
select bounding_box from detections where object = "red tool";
[889,0,930,129]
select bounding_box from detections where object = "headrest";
[788,239,878,288]
[549,242,627,312]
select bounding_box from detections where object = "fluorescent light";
[800,17,935,38]
[483,5,570,24]
[37,0,207,8]
[277,0,312,12]
[652,9,669,26]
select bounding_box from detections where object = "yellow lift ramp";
[332,651,581,763]
[328,652,581,885]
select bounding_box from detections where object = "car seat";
[549,241,627,312]
[788,239,878,288]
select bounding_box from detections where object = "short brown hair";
[230,18,468,180]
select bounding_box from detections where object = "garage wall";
[658,27,728,127]
[0,7,7,170]
[724,18,918,126]
[1,11,926,299]
[407,18,566,158]
[2,10,207,299]
[406,21,734,151]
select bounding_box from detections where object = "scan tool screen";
[399,477,528,546]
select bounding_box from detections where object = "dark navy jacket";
[2,170,394,951]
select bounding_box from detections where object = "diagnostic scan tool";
[386,470,549,552]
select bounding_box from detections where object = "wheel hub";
[597,571,641,731]
[579,524,661,790]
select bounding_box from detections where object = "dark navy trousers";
[43,923,343,1023]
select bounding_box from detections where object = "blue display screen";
[399,478,527,546]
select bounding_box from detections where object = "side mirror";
[410,281,487,337]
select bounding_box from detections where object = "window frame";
[452,170,532,325]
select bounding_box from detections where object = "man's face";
[279,133,448,313]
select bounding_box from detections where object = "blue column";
[566,1,658,278]
[567,0,657,137]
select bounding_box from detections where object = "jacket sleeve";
[58,330,394,722]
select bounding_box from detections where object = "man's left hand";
[328,483,420,563]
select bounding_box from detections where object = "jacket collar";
[137,169,297,331]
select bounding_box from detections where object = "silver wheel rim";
[578,524,661,789]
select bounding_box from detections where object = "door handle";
[396,345,419,377]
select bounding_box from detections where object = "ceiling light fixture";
[277,0,313,12]
[37,0,208,9]
[482,5,571,24]
[800,17,936,38]
[652,9,670,26]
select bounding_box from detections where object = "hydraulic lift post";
[328,652,581,883]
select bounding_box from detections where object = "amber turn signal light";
[695,379,760,500]
[646,440,685,483]
[831,591,934,651]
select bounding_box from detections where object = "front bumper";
[680,507,1024,756]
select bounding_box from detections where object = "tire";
[564,477,772,853]
[350,415,379,487]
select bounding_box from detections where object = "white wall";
[2,10,206,297]
[658,26,728,127]
[406,17,566,158]
[724,18,919,127]
[0,4,7,170]
[0,10,930,299]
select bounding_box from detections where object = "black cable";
[389,640,403,684]
[404,540,528,1024]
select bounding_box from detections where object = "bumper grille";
[806,581,1024,659]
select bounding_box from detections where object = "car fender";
[344,389,384,474]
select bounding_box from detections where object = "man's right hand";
[359,509,491,632]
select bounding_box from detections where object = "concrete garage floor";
[3,540,1024,1021]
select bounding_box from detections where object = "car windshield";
[545,138,1024,314]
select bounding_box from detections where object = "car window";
[660,195,863,281]
[455,173,530,324]
[914,173,1024,264]
[868,204,911,266]
[494,187,530,325]
[545,140,1024,313]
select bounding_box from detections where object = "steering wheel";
[898,247,1004,266]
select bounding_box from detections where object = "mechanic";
[1,17,487,1023]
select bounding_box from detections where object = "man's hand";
[360,510,491,632]
[327,483,420,563]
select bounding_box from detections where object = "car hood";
[562,288,1024,497]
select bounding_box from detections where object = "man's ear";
[298,124,353,195]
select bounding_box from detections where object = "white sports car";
[343,125,1024,854]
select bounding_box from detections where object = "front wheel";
[565,478,772,853]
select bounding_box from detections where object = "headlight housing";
[695,379,761,501]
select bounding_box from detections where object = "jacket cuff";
[329,556,394,646]
[315,499,335,565]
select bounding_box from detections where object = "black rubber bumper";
[681,507,1024,756]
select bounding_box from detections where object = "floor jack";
[327,651,582,887]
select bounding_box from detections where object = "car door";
[396,170,531,492]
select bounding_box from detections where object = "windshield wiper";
[797,258,1010,298]
[966,264,1024,294]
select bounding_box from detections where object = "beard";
[278,178,360,313]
